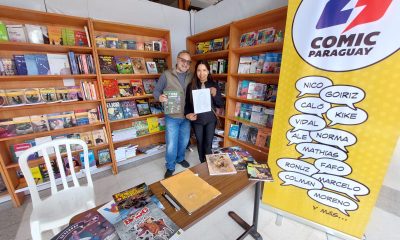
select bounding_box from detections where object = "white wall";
[193,0,288,34]
[0,0,190,64]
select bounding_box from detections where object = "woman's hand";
[210,87,217,97]
[186,113,197,121]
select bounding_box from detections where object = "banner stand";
[261,204,361,240]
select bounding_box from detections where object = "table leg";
[228,181,263,240]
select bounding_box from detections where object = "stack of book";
[95,35,168,52]
[236,80,278,102]
[99,56,167,75]
[237,53,282,74]
[112,127,137,142]
[207,59,228,74]
[114,144,138,162]
[239,27,283,47]
[234,102,275,127]
[228,123,271,148]
[195,37,229,54]
[103,78,157,98]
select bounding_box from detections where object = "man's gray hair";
[177,50,191,58]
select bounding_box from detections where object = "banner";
[262,0,399,238]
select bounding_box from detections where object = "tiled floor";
[0,148,399,240]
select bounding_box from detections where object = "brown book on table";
[160,169,221,215]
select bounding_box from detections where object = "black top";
[184,79,224,125]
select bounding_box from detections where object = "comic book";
[112,183,164,211]
[247,163,273,182]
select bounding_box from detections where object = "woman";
[185,60,224,163]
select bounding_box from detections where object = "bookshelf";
[186,24,230,147]
[0,5,172,207]
[224,7,287,161]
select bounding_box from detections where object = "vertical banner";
[263,0,399,238]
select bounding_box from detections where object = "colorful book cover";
[118,83,133,97]
[98,148,111,165]
[0,22,8,41]
[145,61,158,74]
[239,103,252,121]
[47,53,71,75]
[0,119,16,138]
[80,131,94,147]
[255,128,270,147]
[228,124,239,138]
[206,153,237,175]
[88,108,100,124]
[24,88,41,104]
[131,57,147,74]
[113,202,181,240]
[247,126,258,145]
[106,101,124,121]
[24,54,39,75]
[237,56,252,74]
[55,87,69,102]
[74,109,89,126]
[47,25,62,45]
[144,41,153,51]
[97,200,136,225]
[238,80,250,98]
[163,90,181,114]
[30,166,43,184]
[5,89,26,106]
[47,113,65,130]
[62,155,81,175]
[39,88,58,103]
[9,142,37,162]
[265,84,278,102]
[92,129,107,146]
[152,41,161,51]
[238,124,250,142]
[158,117,165,131]
[212,38,224,51]
[153,58,168,73]
[130,79,145,96]
[25,24,44,44]
[149,101,163,114]
[256,53,265,74]
[98,55,117,74]
[66,86,81,101]
[135,99,151,116]
[13,116,33,135]
[0,90,7,106]
[105,35,118,48]
[132,120,149,136]
[14,55,27,75]
[147,117,160,133]
[30,115,50,133]
[52,134,68,153]
[115,56,134,74]
[0,58,16,76]
[74,30,88,46]
[34,54,50,75]
[247,163,273,182]
[62,111,76,128]
[120,100,139,119]
[142,79,156,94]
[6,24,26,42]
[212,146,253,171]
[112,183,164,211]
[102,79,119,98]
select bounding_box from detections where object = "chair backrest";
[18,138,93,208]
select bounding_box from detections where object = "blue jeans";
[165,115,190,171]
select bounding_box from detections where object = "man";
[153,50,193,178]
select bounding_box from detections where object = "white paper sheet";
[192,88,211,114]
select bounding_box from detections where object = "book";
[247,163,273,181]
[39,88,58,103]
[52,134,68,153]
[62,111,76,128]
[55,87,69,102]
[0,90,7,106]
[212,146,254,171]
[102,79,119,98]
[265,84,278,102]
[115,56,134,74]
[112,183,164,211]
[74,30,88,46]
[142,79,156,94]
[47,26,62,45]
[92,128,107,146]
[14,55,27,75]
[47,113,65,130]
[160,169,221,215]
[25,24,44,44]
[0,119,16,138]
[237,56,252,74]
[152,40,161,51]
[163,90,181,114]
[131,57,147,74]
[237,80,250,98]
[132,120,149,136]
[10,142,37,162]
[149,100,163,114]
[79,149,96,169]
[113,202,181,240]
[13,116,34,135]
[30,115,50,133]
[24,88,41,104]
[206,153,237,175]
[98,149,112,165]
[6,24,26,42]
[144,41,153,51]
[147,117,160,133]
[130,79,145,96]
[89,107,100,123]
[255,128,270,147]
[145,61,158,74]
[47,53,71,75]
[34,136,54,156]
[51,209,117,240]
[30,166,43,184]
[213,38,224,51]
[62,155,81,175]
[75,109,89,126]
[35,54,50,75]
[238,124,250,142]
[66,86,81,101]
[154,58,168,73]
[247,126,258,144]
[5,89,26,106]
[120,100,139,119]
[106,101,124,121]
[118,83,133,97]
[0,22,7,41]
[158,117,166,131]
[105,35,118,48]
[228,124,239,138]
[256,53,265,73]
[98,55,117,74]
[136,99,151,116]
[24,54,39,75]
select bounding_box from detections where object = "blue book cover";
[35,54,50,75]
[24,54,39,75]
[80,150,96,168]
[68,51,79,74]
[229,124,240,138]
[13,55,27,75]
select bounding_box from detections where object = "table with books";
[63,146,271,240]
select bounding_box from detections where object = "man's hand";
[186,113,197,121]
[210,87,217,97]
[159,94,168,102]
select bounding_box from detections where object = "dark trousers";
[192,120,216,163]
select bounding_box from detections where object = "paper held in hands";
[192,88,211,114]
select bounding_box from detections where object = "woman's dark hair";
[191,60,214,90]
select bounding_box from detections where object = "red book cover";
[103,79,119,98]
[74,30,88,46]
[130,79,145,96]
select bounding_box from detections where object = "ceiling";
[149,0,223,11]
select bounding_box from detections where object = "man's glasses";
[178,57,192,65]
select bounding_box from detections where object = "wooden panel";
[232,7,288,31]
[187,24,230,43]
[0,42,92,54]
[101,74,161,79]
[96,48,170,58]
[0,75,97,82]
[92,20,169,38]
[112,131,165,147]
[228,96,276,108]
[191,50,229,61]
[226,116,273,132]
[231,42,283,55]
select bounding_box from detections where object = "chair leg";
[30,221,42,240]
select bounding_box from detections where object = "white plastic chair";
[18,138,96,240]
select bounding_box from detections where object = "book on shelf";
[79,149,96,169]
[62,155,81,175]
[30,115,50,133]
[112,127,137,142]
[255,128,270,148]
[158,117,166,131]
[99,55,117,74]
[236,80,249,98]
[62,111,77,128]
[5,89,26,106]
[163,90,181,114]
[106,101,124,121]
[40,88,58,103]
[79,131,94,147]
[228,124,239,138]
[135,99,151,116]
[120,100,139,119]
[66,86,81,101]
[146,116,160,133]
[144,41,152,51]
[52,134,68,153]
[113,202,181,240]
[142,78,156,94]
[154,58,168,73]
[115,56,134,74]
[102,79,119,98]
[212,146,255,171]
[238,124,249,142]
[130,79,145,96]
[145,61,158,74]
[247,126,258,145]
[0,90,6,106]
[152,40,161,51]
[149,100,163,114]
[74,109,89,126]
[105,35,118,48]
[118,83,133,97]
[23,88,41,105]
[137,143,165,154]
[47,53,71,75]
[257,27,276,44]
[47,26,62,45]
[0,119,16,138]
[160,169,221,215]
[98,148,112,165]
[13,116,34,135]
[0,58,16,76]
[206,153,237,175]
[74,30,88,46]
[34,136,54,156]
[10,142,38,162]
[30,166,44,184]
[131,57,147,74]
[239,103,252,121]
[14,55,27,75]
[35,54,51,75]
[132,120,149,136]
[92,128,107,146]
[25,24,45,44]
[6,24,26,42]
[136,42,144,51]
[47,113,65,130]
[247,163,273,182]
[265,85,278,102]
